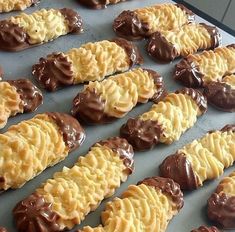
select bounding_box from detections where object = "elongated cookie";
[113,3,195,40]
[0,8,83,51]
[160,125,235,190]
[13,137,134,231]
[0,79,43,129]
[78,176,183,232]
[71,68,166,124]
[120,88,207,151]
[147,23,221,62]
[208,171,235,229]
[0,0,39,13]
[0,112,85,191]
[32,38,143,91]
[78,0,127,9]
[191,226,220,232]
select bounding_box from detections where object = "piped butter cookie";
[0,0,39,13]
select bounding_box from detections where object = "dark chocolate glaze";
[159,153,199,190]
[78,0,126,9]
[176,88,207,114]
[97,137,134,174]
[220,124,235,133]
[0,65,3,78]
[174,57,204,88]
[0,227,8,232]
[120,118,163,151]
[191,226,220,232]
[31,0,40,6]
[8,79,43,112]
[32,53,74,92]
[59,8,83,34]
[227,44,235,49]
[47,112,85,151]
[175,4,195,23]
[71,89,116,124]
[204,81,235,112]
[208,192,235,229]
[111,37,143,66]
[13,193,60,232]
[138,176,184,210]
[0,20,29,52]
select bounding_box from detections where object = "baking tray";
[0,0,234,231]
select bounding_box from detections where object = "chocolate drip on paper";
[191,226,220,232]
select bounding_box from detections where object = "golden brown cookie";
[0,79,43,129]
[71,68,166,124]
[120,88,207,151]
[160,125,235,190]
[0,112,85,191]
[0,0,39,13]
[0,8,83,51]
[113,3,195,40]
[13,137,134,231]
[78,0,127,9]
[32,38,143,91]
[78,176,183,232]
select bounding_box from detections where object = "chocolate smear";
[191,226,220,232]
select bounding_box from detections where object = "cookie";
[78,0,127,9]
[0,112,85,191]
[147,23,221,62]
[113,3,194,40]
[120,88,207,151]
[174,44,235,87]
[191,226,220,232]
[208,171,235,229]
[13,137,134,231]
[0,79,43,129]
[0,0,39,13]
[32,38,143,91]
[0,8,83,51]
[71,68,166,124]
[0,227,8,232]
[78,176,183,232]
[160,125,235,190]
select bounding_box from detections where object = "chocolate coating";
[32,0,40,5]
[0,227,8,232]
[191,226,220,232]
[174,57,203,88]
[0,20,29,52]
[120,118,163,151]
[208,193,235,229]
[32,53,73,92]
[204,82,235,112]
[175,4,195,23]
[176,88,207,114]
[97,137,134,174]
[220,124,235,133]
[111,37,143,66]
[78,0,126,9]
[138,176,184,210]
[59,8,83,34]
[47,112,85,151]
[8,79,43,112]
[13,193,60,232]
[0,66,3,78]
[159,153,199,190]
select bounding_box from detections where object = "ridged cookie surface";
[113,3,194,40]
[13,137,134,231]
[78,0,127,9]
[0,79,42,129]
[32,38,143,91]
[0,8,83,51]
[0,0,39,13]
[0,112,85,191]
[71,68,166,124]
[120,88,207,151]
[148,23,221,62]
[160,125,235,190]
[78,176,183,232]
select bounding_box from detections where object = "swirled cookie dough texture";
[0,112,85,191]
[78,176,183,232]
[0,0,39,13]
[113,3,195,40]
[71,68,166,124]
[0,8,83,51]
[191,226,220,232]
[13,137,134,232]
[147,23,221,62]
[78,0,127,9]
[160,125,235,190]
[32,38,143,91]
[120,88,207,151]
[208,171,235,229]
[0,79,43,129]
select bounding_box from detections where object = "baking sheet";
[0,0,234,231]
